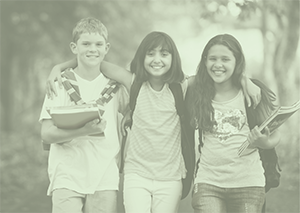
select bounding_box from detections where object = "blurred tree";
[0,0,152,133]
[182,0,299,104]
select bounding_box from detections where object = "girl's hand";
[120,110,132,136]
[46,65,63,99]
[84,118,107,135]
[247,126,270,149]
[241,76,261,108]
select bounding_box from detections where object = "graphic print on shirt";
[211,109,246,143]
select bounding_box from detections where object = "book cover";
[238,100,300,156]
[47,104,102,129]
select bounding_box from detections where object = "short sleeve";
[117,85,129,115]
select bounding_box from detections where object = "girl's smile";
[144,46,172,79]
[206,44,236,85]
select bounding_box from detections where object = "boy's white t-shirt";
[194,90,265,188]
[124,79,188,181]
[39,70,128,195]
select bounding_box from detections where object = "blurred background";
[0,0,299,212]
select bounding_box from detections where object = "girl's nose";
[153,54,161,63]
[213,60,223,68]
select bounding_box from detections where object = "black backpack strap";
[170,83,195,199]
[119,80,143,173]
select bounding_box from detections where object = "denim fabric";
[192,183,265,213]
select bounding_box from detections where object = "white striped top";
[124,80,188,180]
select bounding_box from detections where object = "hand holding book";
[238,100,300,156]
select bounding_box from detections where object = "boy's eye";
[96,43,103,46]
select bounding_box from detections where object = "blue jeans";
[192,183,265,213]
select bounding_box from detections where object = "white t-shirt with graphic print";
[194,90,265,188]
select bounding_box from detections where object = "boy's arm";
[241,74,261,108]
[41,118,106,144]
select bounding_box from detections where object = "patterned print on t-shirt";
[211,109,246,143]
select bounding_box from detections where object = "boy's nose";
[89,44,97,51]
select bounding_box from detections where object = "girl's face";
[144,46,172,80]
[205,44,236,86]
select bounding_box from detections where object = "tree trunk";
[273,0,299,105]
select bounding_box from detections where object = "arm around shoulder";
[101,61,132,92]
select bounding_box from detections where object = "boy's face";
[70,32,109,68]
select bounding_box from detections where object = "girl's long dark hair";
[130,31,184,91]
[190,34,246,131]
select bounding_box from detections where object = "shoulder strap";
[169,83,184,117]
[61,69,85,105]
[129,80,143,114]
[61,69,120,114]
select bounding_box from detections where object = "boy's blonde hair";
[72,17,108,43]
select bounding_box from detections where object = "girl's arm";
[46,58,77,99]
[248,103,280,149]
[101,62,132,92]
[241,74,261,108]
[41,118,106,144]
[247,126,280,149]
[46,60,132,99]
[187,75,261,108]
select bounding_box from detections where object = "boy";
[39,17,128,213]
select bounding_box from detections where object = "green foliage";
[0,0,299,212]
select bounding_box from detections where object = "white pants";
[52,188,117,213]
[123,173,182,213]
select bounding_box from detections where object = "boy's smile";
[71,32,110,68]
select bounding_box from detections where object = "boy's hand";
[241,76,261,108]
[247,126,270,149]
[46,66,63,99]
[84,118,107,135]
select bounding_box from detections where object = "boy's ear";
[70,42,77,54]
[105,42,110,52]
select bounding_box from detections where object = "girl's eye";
[208,58,216,61]
[222,58,230,62]
[161,51,170,57]
[147,52,154,56]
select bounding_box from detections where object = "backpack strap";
[169,83,195,199]
[61,69,85,105]
[61,69,120,110]
[119,82,195,200]
[119,80,143,173]
[43,69,120,151]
